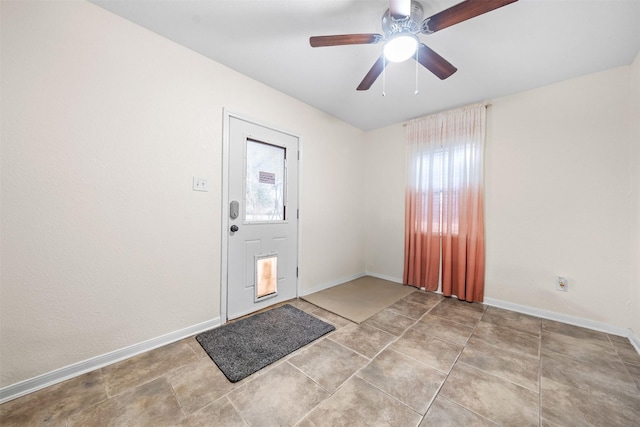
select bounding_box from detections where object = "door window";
[245,139,286,222]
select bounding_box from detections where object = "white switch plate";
[192,176,209,192]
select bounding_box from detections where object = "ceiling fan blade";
[416,44,457,80]
[357,55,388,91]
[389,0,411,20]
[421,0,518,34]
[309,34,383,47]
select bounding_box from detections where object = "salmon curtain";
[403,116,441,291]
[403,103,486,302]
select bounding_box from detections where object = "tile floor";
[2,290,640,426]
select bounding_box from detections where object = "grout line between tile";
[436,395,501,426]
[425,306,493,423]
[309,304,434,414]
[354,373,425,417]
[225,395,251,426]
[538,328,543,427]
[285,360,332,395]
[165,375,188,422]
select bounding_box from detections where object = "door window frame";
[243,138,289,224]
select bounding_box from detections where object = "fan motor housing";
[381,1,424,36]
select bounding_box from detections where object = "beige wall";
[0,0,365,388]
[484,65,634,328]
[363,124,406,281]
[365,63,639,331]
[630,52,640,337]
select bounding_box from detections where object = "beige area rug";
[301,276,416,323]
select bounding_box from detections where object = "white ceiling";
[90,0,639,131]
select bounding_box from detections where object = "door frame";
[220,108,301,324]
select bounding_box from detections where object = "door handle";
[230,225,239,233]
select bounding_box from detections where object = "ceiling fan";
[309,0,518,90]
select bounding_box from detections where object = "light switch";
[193,176,210,192]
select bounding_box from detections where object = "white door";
[226,116,299,320]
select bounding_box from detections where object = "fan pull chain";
[415,48,419,95]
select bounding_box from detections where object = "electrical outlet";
[557,276,568,292]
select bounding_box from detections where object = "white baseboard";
[298,272,366,297]
[365,272,403,284]
[298,271,405,298]
[0,317,221,404]
[484,297,640,353]
[630,332,640,354]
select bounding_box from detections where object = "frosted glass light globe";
[384,35,418,62]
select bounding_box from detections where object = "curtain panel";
[403,103,486,302]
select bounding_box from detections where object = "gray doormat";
[196,304,335,383]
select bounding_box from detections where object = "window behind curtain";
[416,144,472,235]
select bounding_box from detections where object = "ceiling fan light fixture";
[383,34,418,62]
